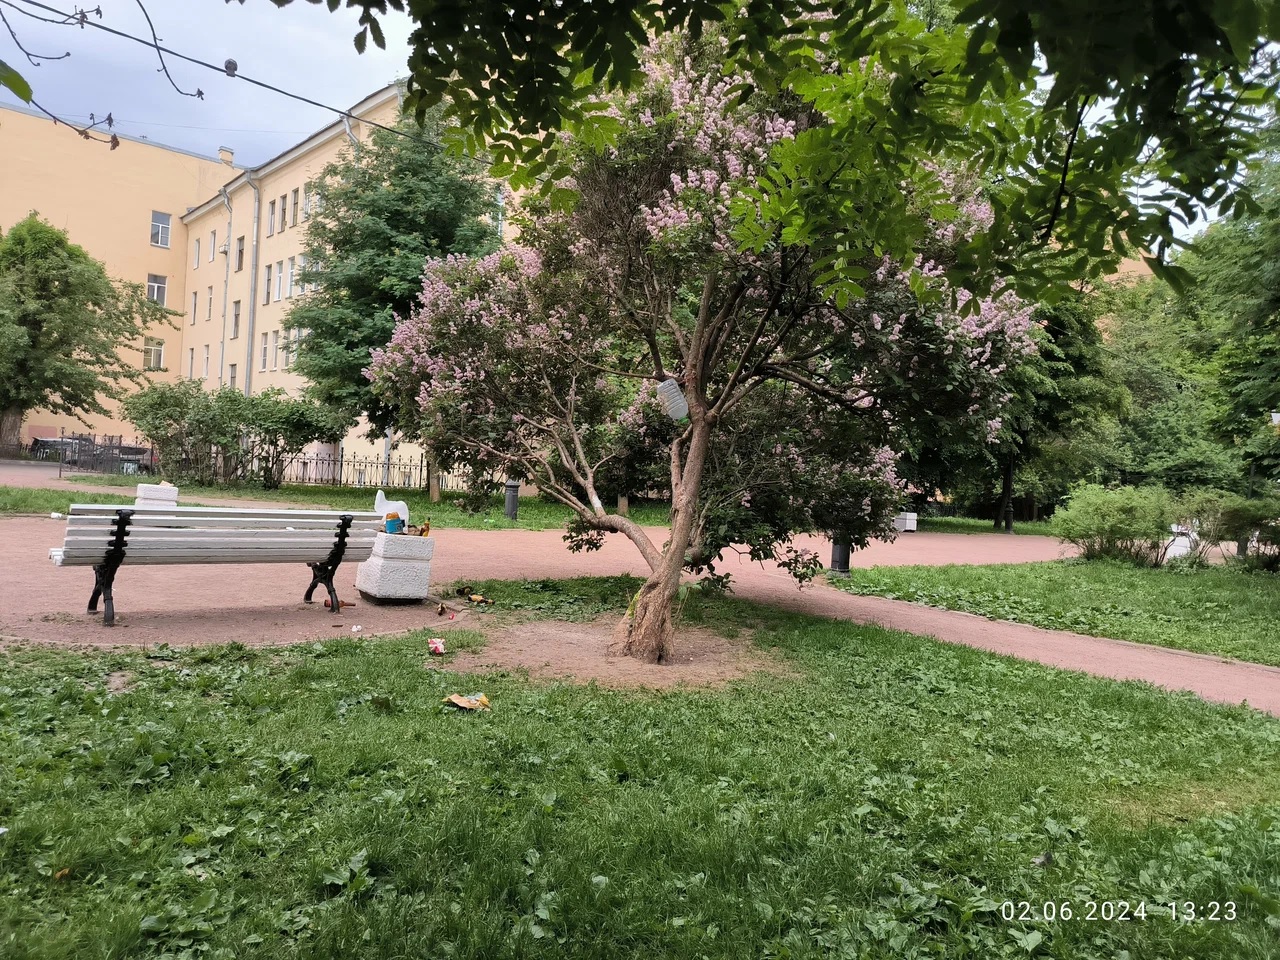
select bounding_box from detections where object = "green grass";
[2,580,1279,959]
[917,515,1054,536]
[832,559,1280,665]
[63,477,672,531]
[0,485,138,515]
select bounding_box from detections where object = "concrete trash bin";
[355,533,434,601]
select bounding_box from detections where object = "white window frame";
[150,211,171,248]
[231,300,241,340]
[235,236,245,272]
[279,194,288,232]
[188,347,195,379]
[203,346,210,379]
[291,188,299,226]
[267,201,276,237]
[263,264,272,305]
[146,274,167,306]
[193,238,200,269]
[229,364,237,391]
[191,291,198,325]
[287,256,296,298]
[275,260,284,301]
[207,286,213,322]
[209,230,217,262]
[260,332,269,371]
[142,336,164,371]
[271,330,279,370]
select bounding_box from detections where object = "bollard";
[830,539,850,576]
[504,479,520,520]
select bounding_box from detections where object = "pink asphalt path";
[3,494,1278,715]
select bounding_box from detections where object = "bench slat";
[69,504,382,520]
[64,516,382,531]
[59,552,374,566]
[58,543,376,562]
[62,529,355,544]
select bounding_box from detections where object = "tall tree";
[285,116,500,435]
[0,214,169,450]
[370,37,1035,662]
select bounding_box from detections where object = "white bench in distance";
[49,504,382,625]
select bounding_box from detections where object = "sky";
[0,0,415,164]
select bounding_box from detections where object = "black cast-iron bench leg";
[89,509,132,626]
[304,514,354,611]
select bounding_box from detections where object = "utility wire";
[5,0,442,148]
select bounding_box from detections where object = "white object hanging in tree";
[657,379,689,422]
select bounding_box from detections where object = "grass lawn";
[60,477,672,531]
[2,578,1279,959]
[916,515,1054,536]
[0,486,138,515]
[832,560,1280,666]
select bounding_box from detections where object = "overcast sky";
[1,0,414,164]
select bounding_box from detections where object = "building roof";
[0,99,232,165]
[181,83,402,222]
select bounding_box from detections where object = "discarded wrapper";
[351,625,364,634]
[443,693,490,711]
[427,638,446,655]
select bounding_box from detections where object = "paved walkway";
[4,506,1278,716]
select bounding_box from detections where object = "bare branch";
[130,0,202,99]
[0,4,68,64]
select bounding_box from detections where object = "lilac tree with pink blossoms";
[370,37,1036,663]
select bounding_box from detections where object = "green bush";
[1054,483,1280,569]
[1051,484,1177,566]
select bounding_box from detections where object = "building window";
[203,345,209,379]
[209,230,216,261]
[188,347,195,379]
[260,332,269,371]
[302,188,310,220]
[291,188,299,226]
[279,195,287,231]
[146,274,167,306]
[229,364,237,391]
[206,286,213,321]
[271,330,279,369]
[231,300,241,339]
[150,211,171,247]
[275,260,283,301]
[235,236,245,272]
[191,291,198,325]
[287,256,295,298]
[142,336,164,371]
[282,330,292,369]
[193,238,200,269]
[267,200,276,236]
[263,264,272,305]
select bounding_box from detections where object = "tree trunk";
[0,406,23,453]
[616,493,629,517]
[427,455,441,503]
[614,418,711,663]
[614,567,680,663]
[995,453,1015,533]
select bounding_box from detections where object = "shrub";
[1051,484,1177,566]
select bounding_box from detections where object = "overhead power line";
[4,0,441,148]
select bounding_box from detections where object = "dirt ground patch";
[446,617,791,690]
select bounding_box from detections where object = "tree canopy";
[283,0,1280,291]
[0,214,169,450]
[284,117,501,435]
[370,36,1036,662]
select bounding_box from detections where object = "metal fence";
[26,433,159,477]
[280,454,466,491]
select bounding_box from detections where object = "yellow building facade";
[2,85,407,464]
[1,101,236,440]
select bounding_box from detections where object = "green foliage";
[0,486,136,515]
[2,590,1280,957]
[1050,484,1178,566]
[285,116,499,434]
[0,214,170,444]
[834,559,1280,666]
[124,381,345,489]
[0,59,31,102]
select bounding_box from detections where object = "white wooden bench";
[49,504,382,626]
